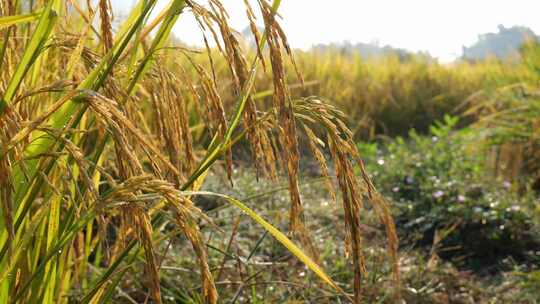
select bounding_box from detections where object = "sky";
[112,0,540,62]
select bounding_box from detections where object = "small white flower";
[433,190,444,198]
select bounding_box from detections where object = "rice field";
[0,1,539,303]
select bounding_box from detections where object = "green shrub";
[360,115,540,270]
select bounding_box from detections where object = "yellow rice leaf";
[0,11,41,29]
[183,191,349,299]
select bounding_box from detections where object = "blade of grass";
[182,191,351,302]
[0,11,42,29]
[124,0,186,98]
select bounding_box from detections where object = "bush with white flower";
[358,115,540,271]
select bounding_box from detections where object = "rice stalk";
[0,1,401,302]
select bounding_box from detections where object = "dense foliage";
[360,116,540,271]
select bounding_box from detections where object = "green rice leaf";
[0,11,42,29]
[0,1,59,112]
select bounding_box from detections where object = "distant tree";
[310,41,428,62]
[462,25,539,61]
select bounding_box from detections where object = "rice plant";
[462,41,540,187]
[182,43,538,141]
[0,1,398,303]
